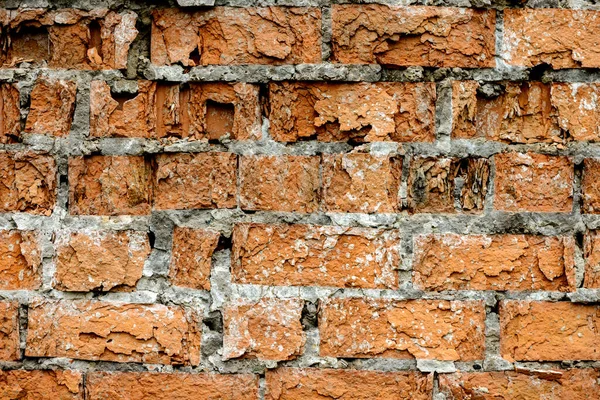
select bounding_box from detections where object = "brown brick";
[500,301,600,361]
[0,151,57,215]
[151,7,321,66]
[26,300,201,365]
[413,234,576,291]
[551,83,600,142]
[54,230,151,292]
[322,153,401,213]
[0,370,83,400]
[232,223,400,289]
[68,155,152,216]
[153,152,237,210]
[582,159,600,214]
[584,231,600,288]
[223,298,304,361]
[494,153,573,212]
[0,83,20,143]
[407,157,490,214]
[24,77,77,136]
[268,82,436,143]
[0,230,42,290]
[0,301,19,361]
[331,5,495,67]
[85,371,259,400]
[504,9,600,68]
[319,298,485,360]
[0,9,137,69]
[265,368,433,400]
[439,369,600,400]
[240,155,320,213]
[169,227,219,290]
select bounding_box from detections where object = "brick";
[407,157,490,213]
[54,230,151,292]
[151,7,321,66]
[551,83,600,142]
[169,227,219,290]
[331,5,495,67]
[582,159,600,214]
[223,298,304,361]
[153,152,237,210]
[265,368,433,400]
[0,370,83,400]
[322,153,402,213]
[85,372,259,400]
[439,369,600,399]
[232,223,400,289]
[268,82,436,143]
[26,300,201,365]
[0,151,57,215]
[0,230,42,290]
[68,155,152,216]
[24,77,77,136]
[413,234,576,292]
[494,153,573,213]
[504,9,600,68]
[240,155,320,213]
[0,9,137,69]
[500,301,600,361]
[584,231,600,288]
[319,298,485,360]
[0,83,20,143]
[0,301,19,361]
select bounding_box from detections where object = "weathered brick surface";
[0,370,83,400]
[500,301,600,361]
[169,227,219,290]
[582,158,600,214]
[0,83,20,143]
[265,368,433,400]
[232,223,400,289]
[319,298,486,360]
[0,230,41,290]
[24,77,77,136]
[26,300,201,365]
[413,234,576,291]
[0,301,19,361]
[584,231,600,288]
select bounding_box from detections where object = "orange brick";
[26,300,201,365]
[494,153,573,212]
[413,234,576,291]
[232,223,400,289]
[169,227,219,290]
[500,301,600,361]
[269,82,436,143]
[0,370,83,400]
[223,298,304,361]
[0,83,20,143]
[582,159,600,214]
[24,77,77,136]
[0,230,42,290]
[331,5,495,67]
[0,301,19,361]
[319,298,485,361]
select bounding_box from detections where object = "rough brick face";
[24,77,77,136]
[494,153,573,212]
[0,230,41,290]
[413,234,576,291]
[0,83,20,143]
[582,158,600,214]
[265,368,433,400]
[319,298,486,360]
[584,231,600,288]
[0,301,19,361]
[0,370,83,400]
[331,5,496,67]
[268,82,436,143]
[169,227,219,290]
[232,223,400,289]
[500,301,600,361]
[26,300,201,365]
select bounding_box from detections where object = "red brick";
[331,5,496,67]
[504,9,600,68]
[232,223,400,289]
[54,230,151,292]
[500,301,600,361]
[169,227,219,290]
[223,298,304,361]
[582,159,600,214]
[85,371,259,400]
[494,153,573,213]
[240,155,320,213]
[319,298,485,361]
[24,77,77,136]
[26,300,201,365]
[0,83,19,143]
[151,7,321,66]
[153,152,237,210]
[413,234,576,291]
[0,230,42,290]
[322,153,401,213]
[584,231,600,288]
[68,155,152,216]
[0,301,19,361]
[265,368,432,400]
[268,82,436,143]
[0,370,83,400]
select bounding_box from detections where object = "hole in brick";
[8,25,51,64]
[205,100,234,140]
[112,92,138,111]
[88,20,103,59]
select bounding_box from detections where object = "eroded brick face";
[0,301,19,361]
[0,370,83,400]
[0,230,42,290]
[169,227,219,290]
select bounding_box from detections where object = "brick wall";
[1,0,600,399]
